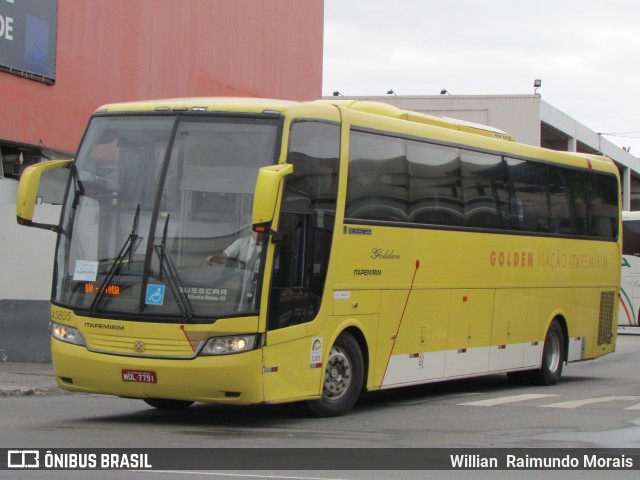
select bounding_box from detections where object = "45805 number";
[51,308,72,323]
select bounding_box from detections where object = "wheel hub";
[323,347,352,399]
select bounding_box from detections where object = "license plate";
[122,369,157,383]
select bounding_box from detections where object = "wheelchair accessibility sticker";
[145,284,166,306]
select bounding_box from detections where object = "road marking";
[390,392,485,406]
[540,396,640,409]
[625,403,640,411]
[458,393,560,407]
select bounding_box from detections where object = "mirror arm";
[252,222,281,243]
[16,218,61,233]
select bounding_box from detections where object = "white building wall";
[329,94,638,166]
[333,95,542,146]
[539,100,640,210]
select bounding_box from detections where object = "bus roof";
[92,97,615,175]
[95,97,514,141]
[317,99,516,142]
[94,97,298,114]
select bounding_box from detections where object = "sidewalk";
[0,362,60,396]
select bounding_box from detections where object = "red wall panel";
[1,0,324,153]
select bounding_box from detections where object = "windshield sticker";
[73,260,99,281]
[145,284,166,306]
[310,337,323,368]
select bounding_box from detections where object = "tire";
[528,320,565,385]
[307,333,364,417]
[143,398,194,410]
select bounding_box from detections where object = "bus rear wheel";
[529,320,565,385]
[307,333,364,417]
[143,398,194,410]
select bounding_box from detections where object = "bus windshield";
[54,114,281,321]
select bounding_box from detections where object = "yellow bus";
[16,98,621,416]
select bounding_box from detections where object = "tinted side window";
[407,141,462,226]
[507,158,550,232]
[346,132,408,222]
[461,150,509,229]
[623,220,640,255]
[343,131,618,240]
[548,166,575,234]
[268,122,340,331]
[564,169,588,235]
[587,172,618,239]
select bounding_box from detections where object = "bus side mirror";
[16,159,72,231]
[252,163,293,233]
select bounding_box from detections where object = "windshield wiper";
[89,204,142,315]
[153,214,194,322]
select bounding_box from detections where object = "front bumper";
[52,339,265,405]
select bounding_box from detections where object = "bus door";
[262,209,324,401]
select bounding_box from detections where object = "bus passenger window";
[346,131,409,222]
[548,166,575,234]
[506,158,550,233]
[565,169,588,235]
[586,171,619,239]
[460,150,509,229]
[406,141,462,227]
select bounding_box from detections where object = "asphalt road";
[1,334,639,480]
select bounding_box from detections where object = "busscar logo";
[8,450,39,469]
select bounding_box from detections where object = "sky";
[323,0,640,156]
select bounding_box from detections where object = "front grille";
[84,332,198,358]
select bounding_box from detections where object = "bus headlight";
[51,322,86,346]
[200,335,257,356]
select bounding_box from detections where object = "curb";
[0,385,62,397]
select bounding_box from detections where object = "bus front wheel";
[307,333,364,417]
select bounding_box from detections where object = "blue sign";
[145,284,165,306]
[0,0,58,80]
